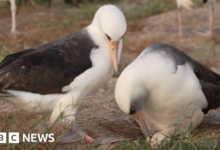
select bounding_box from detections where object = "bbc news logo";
[0,132,55,143]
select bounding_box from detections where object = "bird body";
[0,29,117,118]
[0,5,127,144]
[176,0,194,10]
[115,43,220,145]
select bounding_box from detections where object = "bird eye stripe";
[105,34,111,41]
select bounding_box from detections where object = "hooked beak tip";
[131,112,148,137]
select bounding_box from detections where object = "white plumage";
[176,0,194,10]
[115,43,220,145]
[0,4,127,144]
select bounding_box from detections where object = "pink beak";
[131,111,149,136]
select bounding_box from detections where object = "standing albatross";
[176,0,195,36]
[176,0,216,37]
[115,43,220,145]
[0,4,127,144]
[202,0,216,36]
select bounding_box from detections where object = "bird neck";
[87,19,107,47]
[86,21,121,77]
[86,23,116,69]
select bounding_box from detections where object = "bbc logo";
[0,132,19,143]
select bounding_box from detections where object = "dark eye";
[129,107,136,115]
[105,34,111,41]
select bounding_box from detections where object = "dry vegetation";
[0,0,220,149]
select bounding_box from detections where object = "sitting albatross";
[115,43,220,145]
[0,4,127,144]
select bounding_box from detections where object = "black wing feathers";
[0,49,33,69]
[0,29,97,94]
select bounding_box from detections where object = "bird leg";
[178,9,183,37]
[60,123,87,143]
[59,121,127,144]
[207,5,214,37]
[9,0,22,36]
[195,5,214,37]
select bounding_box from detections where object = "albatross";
[176,0,215,36]
[176,0,194,36]
[0,4,127,144]
[115,43,220,145]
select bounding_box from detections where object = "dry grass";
[1,107,219,150]
[0,1,220,150]
[1,82,220,150]
[0,100,140,150]
[0,110,69,150]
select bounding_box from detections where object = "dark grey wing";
[0,29,98,95]
[147,43,220,114]
[190,61,220,114]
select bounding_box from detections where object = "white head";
[115,69,147,114]
[115,66,149,136]
[89,5,127,72]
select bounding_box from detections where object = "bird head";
[91,5,127,73]
[115,67,149,136]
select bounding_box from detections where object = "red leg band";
[84,134,95,144]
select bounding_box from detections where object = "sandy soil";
[0,1,220,150]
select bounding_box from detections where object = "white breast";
[134,51,207,134]
[49,45,115,123]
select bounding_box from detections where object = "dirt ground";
[0,1,220,150]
